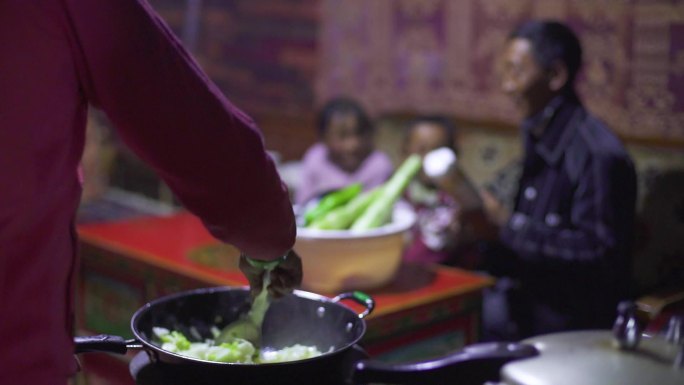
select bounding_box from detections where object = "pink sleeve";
[63,0,294,260]
[294,143,323,205]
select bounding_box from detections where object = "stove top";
[130,345,369,385]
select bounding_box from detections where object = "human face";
[405,122,452,185]
[323,111,372,173]
[500,38,555,118]
[405,122,451,157]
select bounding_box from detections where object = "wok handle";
[74,334,142,355]
[352,342,538,385]
[332,291,375,319]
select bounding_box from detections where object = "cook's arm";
[63,0,295,260]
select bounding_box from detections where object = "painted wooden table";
[75,211,493,384]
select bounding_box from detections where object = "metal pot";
[129,344,371,385]
[75,286,537,385]
[490,302,684,385]
[495,329,683,385]
[75,287,373,384]
[349,302,684,385]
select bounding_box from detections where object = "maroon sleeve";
[62,0,295,260]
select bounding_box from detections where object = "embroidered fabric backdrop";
[148,0,320,161]
[318,0,684,144]
[150,0,319,116]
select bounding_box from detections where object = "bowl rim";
[295,201,416,240]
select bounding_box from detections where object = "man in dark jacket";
[430,20,637,341]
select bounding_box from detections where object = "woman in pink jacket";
[0,1,300,383]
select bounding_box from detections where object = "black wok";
[75,287,372,357]
[75,287,537,385]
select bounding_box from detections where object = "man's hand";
[239,250,303,299]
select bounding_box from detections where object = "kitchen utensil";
[494,301,684,385]
[74,287,378,385]
[215,269,273,346]
[130,344,370,385]
[497,330,683,385]
[294,201,416,293]
[74,286,534,385]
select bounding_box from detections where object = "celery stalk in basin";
[308,187,383,230]
[350,154,422,230]
[303,183,362,226]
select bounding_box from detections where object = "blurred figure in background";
[295,97,394,206]
[426,20,637,341]
[401,116,465,265]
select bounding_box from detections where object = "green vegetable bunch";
[303,182,362,226]
[305,154,422,231]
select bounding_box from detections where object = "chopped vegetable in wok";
[152,327,324,364]
[259,345,323,363]
[157,329,192,351]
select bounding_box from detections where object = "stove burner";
[130,345,369,385]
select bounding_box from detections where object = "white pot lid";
[501,330,683,385]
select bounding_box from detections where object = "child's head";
[403,116,458,188]
[317,97,374,173]
[403,115,457,157]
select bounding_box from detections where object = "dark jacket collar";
[522,93,584,167]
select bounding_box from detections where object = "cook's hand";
[239,250,303,299]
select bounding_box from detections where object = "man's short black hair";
[406,115,458,152]
[316,97,373,136]
[509,20,583,88]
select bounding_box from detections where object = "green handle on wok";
[332,291,375,319]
